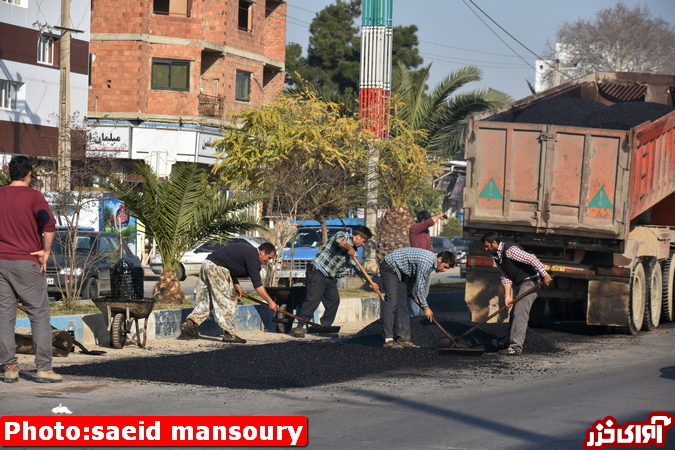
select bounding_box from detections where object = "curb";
[16,291,467,347]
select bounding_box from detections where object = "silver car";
[149,236,268,280]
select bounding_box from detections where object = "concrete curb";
[16,292,467,347]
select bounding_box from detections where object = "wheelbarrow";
[93,296,156,349]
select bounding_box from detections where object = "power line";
[464,0,571,80]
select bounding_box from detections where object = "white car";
[149,236,268,281]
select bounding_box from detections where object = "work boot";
[291,326,305,338]
[3,364,19,383]
[383,339,402,349]
[492,339,509,350]
[36,370,62,383]
[180,319,200,339]
[397,339,419,348]
[499,346,522,356]
[222,331,246,344]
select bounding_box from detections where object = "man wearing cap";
[0,156,61,383]
[292,226,376,338]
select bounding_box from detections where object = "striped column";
[359,0,393,139]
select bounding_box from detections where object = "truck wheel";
[548,298,567,319]
[628,261,646,335]
[642,256,662,331]
[661,252,675,322]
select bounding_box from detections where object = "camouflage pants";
[187,260,237,334]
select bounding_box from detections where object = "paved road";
[2,312,673,449]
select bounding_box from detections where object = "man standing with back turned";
[0,156,61,383]
[482,231,552,355]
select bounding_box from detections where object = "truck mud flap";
[587,279,630,326]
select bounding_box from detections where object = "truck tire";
[628,261,646,335]
[661,252,675,323]
[642,256,662,331]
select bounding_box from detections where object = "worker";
[0,156,61,383]
[181,242,278,344]
[409,210,447,251]
[481,231,553,355]
[380,247,455,348]
[291,226,376,338]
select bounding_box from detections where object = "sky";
[285,0,675,100]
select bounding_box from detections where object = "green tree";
[374,104,438,260]
[101,163,264,303]
[286,0,424,95]
[212,92,369,241]
[392,61,512,159]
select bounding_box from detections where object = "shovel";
[241,293,341,334]
[438,279,546,354]
[17,304,107,356]
[410,297,484,356]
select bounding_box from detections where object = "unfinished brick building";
[87,0,286,172]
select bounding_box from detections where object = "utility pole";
[57,0,72,191]
[359,0,393,272]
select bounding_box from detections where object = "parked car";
[431,236,463,262]
[451,236,472,277]
[46,230,141,299]
[277,226,363,286]
[149,236,268,281]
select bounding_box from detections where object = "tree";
[213,92,369,227]
[392,61,512,159]
[373,103,438,261]
[285,0,424,95]
[101,163,264,303]
[542,2,675,87]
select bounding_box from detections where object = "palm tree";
[101,162,265,303]
[375,63,513,260]
[392,61,512,159]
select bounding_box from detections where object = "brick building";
[87,0,286,174]
[0,0,90,161]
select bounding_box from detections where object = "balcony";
[198,94,224,118]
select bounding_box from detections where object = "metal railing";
[198,94,223,118]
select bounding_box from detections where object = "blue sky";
[285,0,675,100]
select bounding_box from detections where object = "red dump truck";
[463,72,675,334]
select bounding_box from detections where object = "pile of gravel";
[349,315,562,355]
[512,98,674,130]
[513,98,608,127]
[586,101,674,130]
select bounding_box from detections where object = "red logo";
[584,413,674,449]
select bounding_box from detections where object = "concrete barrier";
[15,291,467,346]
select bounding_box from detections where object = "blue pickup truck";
[277,221,364,287]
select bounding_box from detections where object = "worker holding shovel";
[291,226,375,338]
[482,231,553,356]
[380,248,456,348]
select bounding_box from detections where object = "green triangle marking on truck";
[479,178,503,199]
[588,186,613,209]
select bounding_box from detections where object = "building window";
[235,71,251,102]
[0,80,19,110]
[153,0,189,17]
[37,35,54,65]
[238,0,252,31]
[2,0,26,7]
[151,59,189,91]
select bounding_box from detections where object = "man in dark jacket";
[482,231,552,355]
[181,242,278,343]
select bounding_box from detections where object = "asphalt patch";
[56,316,564,389]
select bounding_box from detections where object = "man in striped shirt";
[482,231,552,355]
[292,226,375,338]
[380,247,455,348]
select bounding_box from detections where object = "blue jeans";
[380,261,411,341]
[296,265,340,326]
